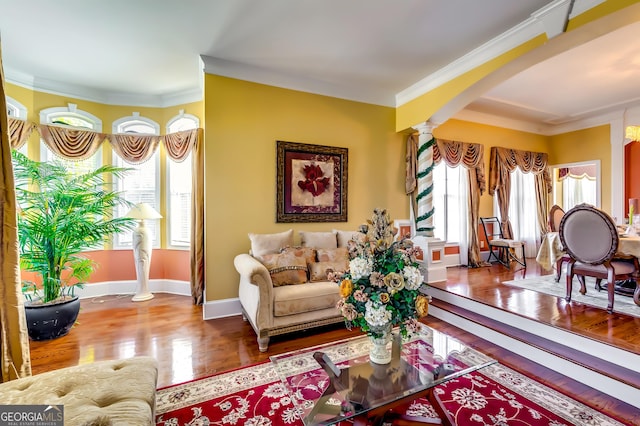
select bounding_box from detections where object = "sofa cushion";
[281,246,317,265]
[317,247,349,262]
[334,229,366,248]
[273,281,341,316]
[309,261,348,282]
[249,229,294,256]
[258,252,308,286]
[300,231,337,249]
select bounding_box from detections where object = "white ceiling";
[0,0,637,134]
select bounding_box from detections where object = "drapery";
[488,147,551,241]
[406,135,486,267]
[8,117,36,149]
[164,129,205,305]
[10,122,206,304]
[1,44,31,382]
[433,139,486,267]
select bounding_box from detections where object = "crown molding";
[5,68,203,108]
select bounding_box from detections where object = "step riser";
[427,287,640,409]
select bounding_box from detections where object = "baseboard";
[73,279,191,299]
[203,298,242,320]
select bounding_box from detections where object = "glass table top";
[270,324,496,426]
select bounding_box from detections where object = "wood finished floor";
[28,259,640,424]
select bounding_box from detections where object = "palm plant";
[12,150,136,304]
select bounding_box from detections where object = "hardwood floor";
[29,259,640,424]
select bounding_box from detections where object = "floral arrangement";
[333,208,431,338]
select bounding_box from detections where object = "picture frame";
[276,140,348,223]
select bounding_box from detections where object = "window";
[6,96,27,119]
[39,104,102,176]
[496,167,540,257]
[432,162,466,244]
[166,113,198,248]
[6,97,28,155]
[112,114,161,248]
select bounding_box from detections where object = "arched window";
[6,96,28,155]
[39,104,102,174]
[166,111,198,248]
[112,113,161,249]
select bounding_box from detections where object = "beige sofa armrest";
[234,253,274,336]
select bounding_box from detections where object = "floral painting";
[277,141,348,222]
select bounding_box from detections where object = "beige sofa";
[235,229,360,351]
[0,357,158,425]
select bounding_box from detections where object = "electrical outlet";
[480,241,485,248]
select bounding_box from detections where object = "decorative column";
[411,122,447,283]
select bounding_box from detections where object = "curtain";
[164,129,205,305]
[17,122,205,304]
[433,139,486,267]
[488,147,551,241]
[0,42,31,382]
[510,168,541,257]
[8,117,36,149]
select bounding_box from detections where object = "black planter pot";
[24,296,81,341]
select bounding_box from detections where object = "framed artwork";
[276,141,348,223]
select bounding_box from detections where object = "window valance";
[433,138,486,194]
[488,146,551,196]
[8,117,199,164]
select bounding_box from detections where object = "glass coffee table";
[270,324,496,426]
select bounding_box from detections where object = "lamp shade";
[126,203,162,220]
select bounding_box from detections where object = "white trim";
[113,114,160,135]
[71,279,190,299]
[610,115,625,222]
[5,68,202,109]
[40,105,103,131]
[548,159,601,209]
[6,96,27,119]
[202,297,243,320]
[427,287,640,408]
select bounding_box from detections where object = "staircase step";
[429,296,640,394]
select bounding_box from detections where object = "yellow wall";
[434,119,550,216]
[203,75,407,301]
[548,125,611,213]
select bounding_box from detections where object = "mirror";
[549,160,601,212]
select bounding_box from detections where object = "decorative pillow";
[281,246,317,265]
[248,229,294,257]
[316,247,349,262]
[257,252,308,286]
[300,231,337,249]
[334,229,366,248]
[309,261,348,282]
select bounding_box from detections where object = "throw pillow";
[281,246,317,265]
[248,229,294,257]
[316,247,349,262]
[334,229,366,248]
[258,251,308,286]
[309,261,348,282]
[300,231,337,249]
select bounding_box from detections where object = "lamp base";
[132,292,154,302]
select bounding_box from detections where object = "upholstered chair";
[559,203,639,313]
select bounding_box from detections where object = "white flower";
[349,257,373,281]
[364,300,392,326]
[403,265,423,290]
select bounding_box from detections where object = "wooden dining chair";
[480,217,526,270]
[559,203,639,313]
[547,204,571,282]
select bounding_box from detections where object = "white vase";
[368,323,392,364]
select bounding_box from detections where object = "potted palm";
[12,150,136,340]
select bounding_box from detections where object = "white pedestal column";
[132,220,154,301]
[412,121,447,283]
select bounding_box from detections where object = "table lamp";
[126,202,162,302]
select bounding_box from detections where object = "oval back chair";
[547,204,569,281]
[559,203,638,313]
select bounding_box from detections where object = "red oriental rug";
[155,358,629,426]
